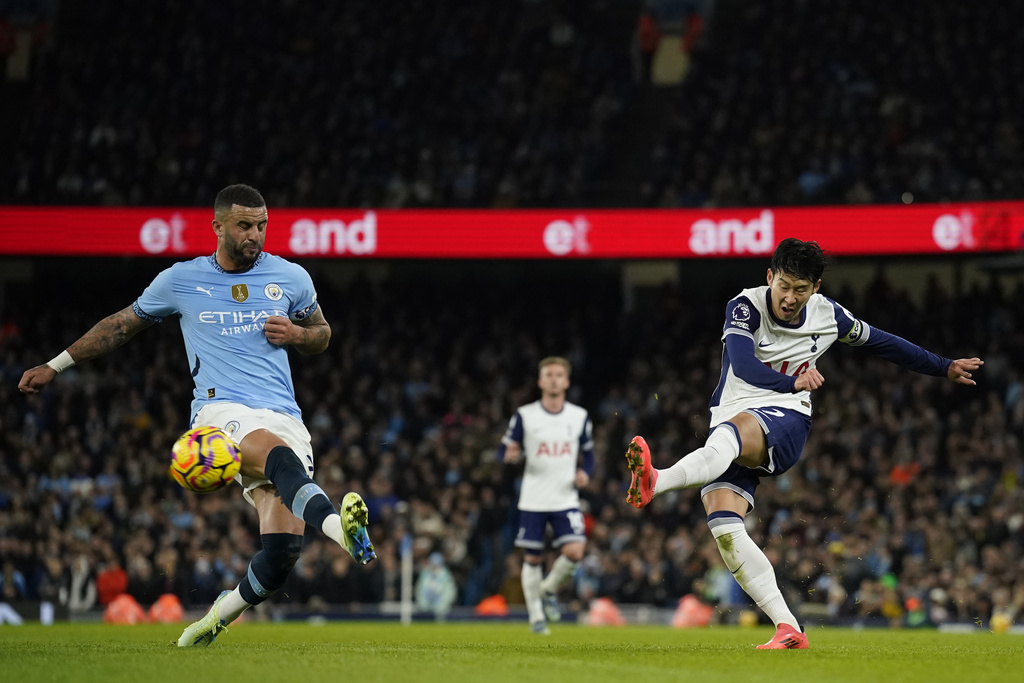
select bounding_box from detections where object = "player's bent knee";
[252,486,307,535]
[561,542,585,562]
[701,487,750,516]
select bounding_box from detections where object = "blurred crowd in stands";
[1,0,635,208]
[2,260,1023,629]
[3,0,1023,208]
[642,0,1024,208]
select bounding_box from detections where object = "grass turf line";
[2,622,1022,683]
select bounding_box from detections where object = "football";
[169,426,242,493]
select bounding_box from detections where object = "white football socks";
[655,426,741,494]
[709,516,799,629]
[521,562,545,625]
[539,555,578,596]
[217,588,251,625]
[322,514,344,546]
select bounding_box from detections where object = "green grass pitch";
[2,622,1021,683]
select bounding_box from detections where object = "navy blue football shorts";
[700,406,811,511]
[514,508,587,555]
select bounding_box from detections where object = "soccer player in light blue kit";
[498,357,595,635]
[18,184,375,646]
[624,238,983,649]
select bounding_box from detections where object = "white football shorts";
[192,402,314,508]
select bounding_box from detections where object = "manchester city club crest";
[264,283,284,301]
[231,284,249,302]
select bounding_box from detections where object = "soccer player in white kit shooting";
[18,184,376,646]
[624,238,983,649]
[498,357,595,635]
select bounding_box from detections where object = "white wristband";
[46,350,76,374]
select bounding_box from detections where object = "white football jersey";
[711,286,865,426]
[500,401,594,512]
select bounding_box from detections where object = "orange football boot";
[625,435,658,509]
[756,623,809,650]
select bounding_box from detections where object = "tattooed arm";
[18,305,155,393]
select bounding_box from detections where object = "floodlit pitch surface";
[2,622,1021,683]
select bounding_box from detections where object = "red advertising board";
[2,202,1022,258]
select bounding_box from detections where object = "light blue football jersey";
[133,252,319,421]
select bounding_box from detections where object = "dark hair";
[769,238,828,282]
[214,184,265,214]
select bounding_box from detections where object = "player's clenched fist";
[263,315,300,346]
[18,365,57,394]
[794,367,824,392]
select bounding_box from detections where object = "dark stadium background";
[1,0,1022,630]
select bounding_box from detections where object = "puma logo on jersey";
[196,286,214,297]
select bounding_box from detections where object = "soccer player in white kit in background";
[625,238,983,649]
[18,184,376,646]
[498,357,595,635]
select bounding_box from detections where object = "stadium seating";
[3,1,1023,208]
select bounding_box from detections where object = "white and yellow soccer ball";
[169,426,242,493]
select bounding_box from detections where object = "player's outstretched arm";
[947,357,984,386]
[263,307,331,354]
[18,305,154,393]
